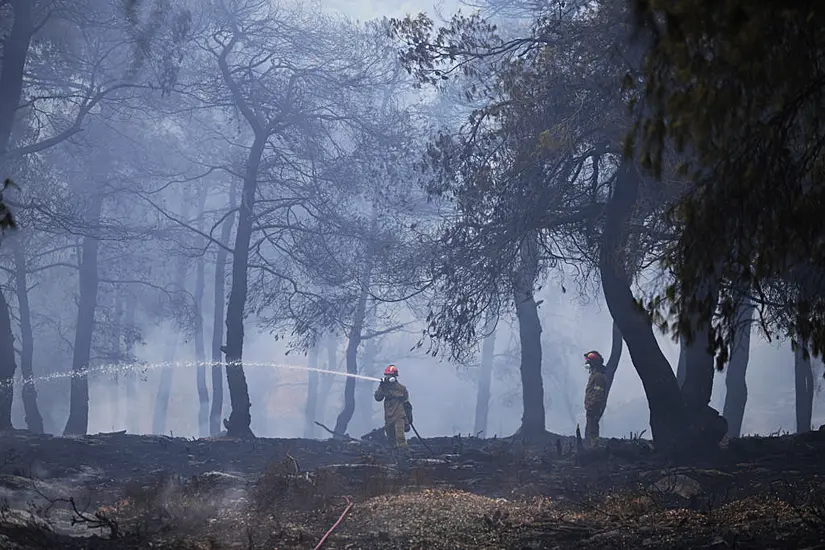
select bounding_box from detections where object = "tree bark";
[11,239,43,433]
[354,330,378,437]
[676,336,687,388]
[303,340,320,438]
[0,0,32,158]
[194,187,209,437]
[722,298,754,438]
[332,253,374,438]
[210,182,236,435]
[63,191,104,436]
[599,161,687,447]
[223,135,265,438]
[680,281,720,414]
[513,236,545,439]
[794,341,814,434]
[473,310,497,437]
[604,321,623,395]
[0,290,18,430]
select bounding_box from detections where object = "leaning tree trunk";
[222,135,265,438]
[64,192,103,436]
[604,321,623,395]
[210,182,237,435]
[11,239,43,433]
[473,310,497,437]
[722,298,754,438]
[303,341,320,438]
[794,341,814,434]
[152,188,190,436]
[599,161,687,448]
[0,0,32,157]
[676,336,688,388]
[354,330,378,437]
[332,254,374,438]
[0,290,18,430]
[194,186,209,437]
[513,236,545,439]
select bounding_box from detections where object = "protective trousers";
[585,409,604,444]
[385,419,407,447]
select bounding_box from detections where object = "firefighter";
[583,350,608,445]
[374,364,413,448]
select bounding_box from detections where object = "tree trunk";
[124,293,138,434]
[152,335,176,434]
[223,136,265,438]
[473,310,497,437]
[152,187,190,436]
[316,334,338,426]
[0,290,18,430]
[110,294,123,431]
[332,256,373,438]
[194,187,209,437]
[303,341,320,438]
[354,332,378,437]
[513,236,545,439]
[722,298,754,438]
[794,341,814,434]
[676,336,687,387]
[599,161,687,447]
[11,239,43,433]
[210,183,237,435]
[63,192,104,436]
[680,281,720,414]
[0,0,32,158]
[604,321,622,395]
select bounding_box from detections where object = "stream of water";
[1,360,383,389]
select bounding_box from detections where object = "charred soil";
[0,428,824,549]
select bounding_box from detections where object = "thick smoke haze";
[2,0,822,442]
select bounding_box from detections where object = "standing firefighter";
[374,364,413,448]
[583,350,608,445]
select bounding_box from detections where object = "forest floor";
[0,427,824,549]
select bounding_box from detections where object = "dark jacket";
[584,369,607,415]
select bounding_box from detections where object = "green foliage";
[630,1,825,359]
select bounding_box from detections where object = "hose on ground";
[313,495,353,550]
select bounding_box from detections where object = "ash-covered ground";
[1,428,824,549]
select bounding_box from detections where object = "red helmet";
[384,364,399,377]
[584,351,604,365]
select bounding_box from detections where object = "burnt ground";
[0,428,824,549]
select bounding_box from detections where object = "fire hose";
[313,495,353,550]
[410,422,436,456]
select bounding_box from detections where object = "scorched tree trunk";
[223,135,265,438]
[210,182,236,435]
[0,290,17,430]
[794,342,814,434]
[599,161,687,448]
[513,236,545,439]
[12,239,43,433]
[722,298,754,438]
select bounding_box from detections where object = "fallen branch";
[314,421,358,441]
[314,496,353,550]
